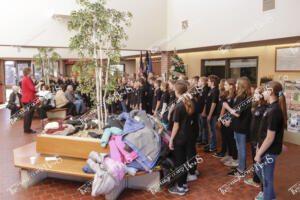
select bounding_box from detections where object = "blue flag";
[139,52,144,74]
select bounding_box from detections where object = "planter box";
[36,134,109,159]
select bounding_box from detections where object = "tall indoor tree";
[32,48,60,85]
[68,0,132,128]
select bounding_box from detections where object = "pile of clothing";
[42,121,76,136]
[83,110,173,196]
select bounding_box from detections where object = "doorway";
[4,60,31,101]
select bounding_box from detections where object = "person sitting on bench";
[65,85,85,115]
[54,85,76,116]
[36,85,55,127]
[7,86,22,119]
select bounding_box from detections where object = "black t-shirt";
[158,91,170,111]
[216,95,226,116]
[205,87,219,116]
[190,98,200,139]
[152,88,162,109]
[172,101,191,146]
[250,104,268,142]
[231,94,252,134]
[257,101,284,155]
[169,91,176,104]
[197,86,209,114]
[148,84,155,103]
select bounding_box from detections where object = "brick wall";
[161,51,173,80]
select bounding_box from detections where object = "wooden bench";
[46,108,68,120]
[13,137,161,200]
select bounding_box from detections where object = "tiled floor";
[0,108,299,200]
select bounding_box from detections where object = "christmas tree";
[169,54,186,80]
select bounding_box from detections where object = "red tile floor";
[0,107,299,200]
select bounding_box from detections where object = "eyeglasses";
[262,86,273,92]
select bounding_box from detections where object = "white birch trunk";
[99,67,104,127]
[103,57,110,125]
[93,19,102,130]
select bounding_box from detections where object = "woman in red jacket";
[21,68,42,133]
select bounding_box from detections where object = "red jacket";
[21,76,36,103]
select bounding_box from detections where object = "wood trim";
[177,36,300,54]
[36,134,109,159]
[121,36,300,59]
[275,45,300,72]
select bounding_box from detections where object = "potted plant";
[68,0,132,128]
[32,48,60,85]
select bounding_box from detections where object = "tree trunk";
[99,67,104,127]
[103,57,110,125]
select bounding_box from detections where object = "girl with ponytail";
[168,81,194,196]
[244,86,267,197]
[254,81,287,200]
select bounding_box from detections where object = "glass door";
[4,60,31,101]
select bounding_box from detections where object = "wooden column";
[0,60,5,103]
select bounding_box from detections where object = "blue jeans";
[255,154,277,200]
[74,99,84,114]
[234,132,247,171]
[121,100,128,112]
[209,116,217,149]
[199,115,208,143]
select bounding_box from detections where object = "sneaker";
[244,178,260,188]
[213,152,225,158]
[168,185,186,196]
[204,148,216,153]
[255,192,264,200]
[195,170,199,176]
[204,145,210,150]
[224,159,239,167]
[220,155,231,163]
[187,174,197,182]
[182,184,189,192]
[227,169,245,177]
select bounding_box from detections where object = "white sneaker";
[195,170,199,176]
[187,174,198,182]
[220,155,231,163]
[224,159,239,167]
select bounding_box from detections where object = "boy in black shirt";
[204,75,219,152]
[198,77,210,145]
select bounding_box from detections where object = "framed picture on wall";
[275,45,300,72]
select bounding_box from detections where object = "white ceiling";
[0,0,299,58]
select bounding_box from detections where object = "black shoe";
[213,152,225,158]
[227,168,245,177]
[204,148,216,153]
[24,129,36,134]
[204,145,210,150]
[24,130,35,134]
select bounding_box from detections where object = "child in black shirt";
[159,82,170,124]
[213,79,227,157]
[152,80,162,115]
[254,81,287,200]
[204,75,219,152]
[244,86,266,189]
[220,79,238,167]
[168,82,194,196]
[223,77,252,177]
[198,77,209,145]
[147,77,156,114]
